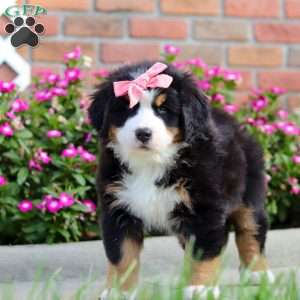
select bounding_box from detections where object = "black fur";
[89,61,268,266]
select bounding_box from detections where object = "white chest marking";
[116,167,181,231]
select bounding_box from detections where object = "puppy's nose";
[135,128,152,143]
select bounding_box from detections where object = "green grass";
[1,252,299,300]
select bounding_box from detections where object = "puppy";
[89,62,272,298]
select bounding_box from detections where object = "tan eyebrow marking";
[154,93,167,107]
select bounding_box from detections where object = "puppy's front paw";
[99,288,137,300]
[184,285,220,299]
[99,289,110,300]
[242,270,275,285]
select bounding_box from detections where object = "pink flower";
[11,98,29,113]
[291,186,300,195]
[80,150,96,162]
[271,86,285,95]
[292,155,300,164]
[186,58,207,69]
[51,87,67,96]
[281,123,299,136]
[35,90,53,102]
[36,149,52,164]
[251,96,268,112]
[206,66,222,78]
[288,177,298,186]
[163,44,180,55]
[224,104,239,114]
[18,200,33,213]
[212,93,225,104]
[46,73,60,84]
[46,198,62,213]
[223,70,241,82]
[57,79,69,88]
[64,68,81,82]
[61,145,78,158]
[93,69,110,78]
[84,133,92,143]
[172,62,186,69]
[29,159,43,172]
[79,98,91,109]
[197,80,211,92]
[6,111,16,119]
[59,192,74,207]
[64,46,81,62]
[277,109,289,120]
[47,130,62,138]
[246,117,255,125]
[0,80,15,93]
[259,124,277,135]
[0,176,8,186]
[254,117,267,126]
[82,199,96,213]
[0,122,14,137]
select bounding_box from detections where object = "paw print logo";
[5,16,44,48]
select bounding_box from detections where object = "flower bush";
[0,47,98,244]
[0,45,299,245]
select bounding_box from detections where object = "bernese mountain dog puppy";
[89,61,273,299]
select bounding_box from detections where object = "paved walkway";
[0,229,299,299]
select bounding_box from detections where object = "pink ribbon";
[113,62,173,108]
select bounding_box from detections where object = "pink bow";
[113,62,173,108]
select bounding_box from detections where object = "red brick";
[286,0,300,18]
[27,0,89,10]
[225,0,279,17]
[129,18,187,39]
[176,45,223,65]
[258,71,300,92]
[35,15,59,36]
[101,43,160,64]
[228,46,283,67]
[193,20,248,41]
[31,64,62,76]
[161,0,220,15]
[96,0,155,12]
[288,48,300,67]
[32,41,96,62]
[233,92,250,106]
[65,16,122,37]
[255,24,300,43]
[237,71,253,91]
[288,96,300,111]
[0,64,17,82]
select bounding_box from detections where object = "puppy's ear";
[89,81,113,138]
[181,77,210,144]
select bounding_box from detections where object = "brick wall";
[0,0,299,110]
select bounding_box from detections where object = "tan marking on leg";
[154,93,167,107]
[168,127,183,143]
[175,179,192,209]
[104,181,123,210]
[232,206,268,271]
[189,256,221,285]
[108,126,118,142]
[106,239,142,291]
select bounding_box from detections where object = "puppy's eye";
[156,106,168,114]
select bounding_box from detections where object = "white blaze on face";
[112,90,178,168]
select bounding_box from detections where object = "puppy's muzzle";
[135,127,152,144]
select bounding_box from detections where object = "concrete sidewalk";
[0,229,299,299]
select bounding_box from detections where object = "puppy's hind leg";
[231,207,274,283]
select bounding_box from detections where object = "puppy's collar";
[113,62,173,108]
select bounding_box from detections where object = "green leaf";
[17,168,29,185]
[17,130,33,139]
[73,174,86,186]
